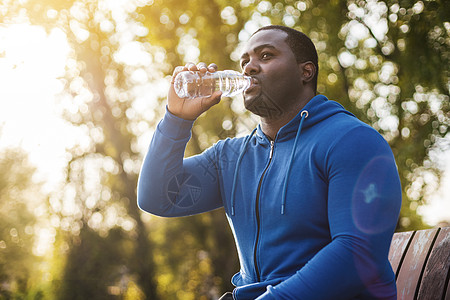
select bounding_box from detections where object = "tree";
[0,148,45,298]
[2,0,161,298]
[139,0,449,232]
[1,0,448,298]
[48,4,161,299]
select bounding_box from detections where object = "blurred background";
[0,0,448,299]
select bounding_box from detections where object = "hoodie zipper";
[253,140,274,282]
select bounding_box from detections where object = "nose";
[243,59,259,76]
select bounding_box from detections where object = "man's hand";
[167,62,222,120]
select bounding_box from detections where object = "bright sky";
[0,24,83,190]
[0,22,449,230]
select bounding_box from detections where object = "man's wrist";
[166,104,197,121]
[158,106,195,140]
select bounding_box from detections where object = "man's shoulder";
[213,134,252,153]
[320,111,378,137]
[315,112,388,154]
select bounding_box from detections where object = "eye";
[240,60,249,68]
[261,52,273,60]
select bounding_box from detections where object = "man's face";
[240,29,303,118]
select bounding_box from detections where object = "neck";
[260,93,314,140]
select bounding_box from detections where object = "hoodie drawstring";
[231,128,257,216]
[281,110,308,214]
[230,109,308,216]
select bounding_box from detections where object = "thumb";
[201,90,222,111]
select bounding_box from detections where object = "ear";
[299,62,316,84]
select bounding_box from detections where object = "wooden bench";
[388,226,450,300]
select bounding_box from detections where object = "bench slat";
[396,227,439,299]
[416,227,450,300]
[389,230,415,276]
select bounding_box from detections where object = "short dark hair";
[252,25,319,92]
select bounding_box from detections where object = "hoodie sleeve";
[137,108,223,217]
[256,125,402,300]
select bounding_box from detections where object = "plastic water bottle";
[173,70,252,99]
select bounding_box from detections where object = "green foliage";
[0,149,44,298]
[140,0,449,232]
[0,0,448,298]
[55,227,135,299]
[149,210,238,299]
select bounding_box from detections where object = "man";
[138,25,402,299]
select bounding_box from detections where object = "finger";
[197,62,208,73]
[208,63,218,72]
[171,66,187,84]
[172,65,185,76]
[170,66,183,84]
[209,90,222,103]
[186,62,197,71]
[199,90,222,112]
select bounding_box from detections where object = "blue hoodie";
[138,95,402,299]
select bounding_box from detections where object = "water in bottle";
[173,70,252,99]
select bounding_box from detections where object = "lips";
[245,77,260,94]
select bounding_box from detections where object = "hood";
[255,94,355,143]
[231,94,355,216]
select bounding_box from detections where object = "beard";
[244,90,284,119]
